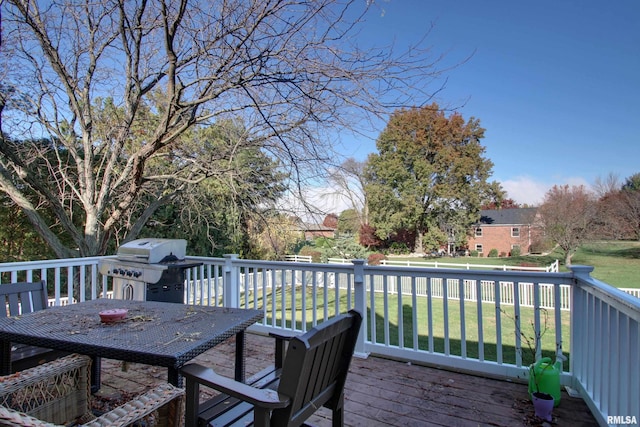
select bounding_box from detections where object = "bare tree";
[537,184,597,266]
[592,173,620,199]
[0,0,447,257]
[324,158,368,225]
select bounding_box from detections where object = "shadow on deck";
[98,333,598,427]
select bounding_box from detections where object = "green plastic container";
[528,357,561,407]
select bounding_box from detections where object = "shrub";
[298,246,322,263]
[389,242,409,255]
[470,250,479,257]
[510,247,521,257]
[488,248,499,258]
[367,253,386,266]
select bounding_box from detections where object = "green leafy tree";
[249,214,303,261]
[364,103,503,253]
[0,195,56,262]
[139,121,287,257]
[337,209,360,235]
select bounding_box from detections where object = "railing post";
[223,254,239,308]
[352,259,369,358]
[568,265,594,392]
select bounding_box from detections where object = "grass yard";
[242,242,640,368]
[571,241,640,289]
[252,286,567,366]
[390,240,640,289]
[368,293,567,366]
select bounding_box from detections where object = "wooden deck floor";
[98,333,598,426]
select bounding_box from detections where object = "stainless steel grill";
[98,238,199,303]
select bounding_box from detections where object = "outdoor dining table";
[0,298,263,388]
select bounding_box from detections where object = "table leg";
[235,330,246,382]
[0,340,11,376]
[91,356,102,394]
[168,367,181,387]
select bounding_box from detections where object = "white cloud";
[501,177,548,206]
[277,185,359,223]
[501,175,591,206]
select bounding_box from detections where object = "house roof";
[301,223,336,232]
[477,208,537,226]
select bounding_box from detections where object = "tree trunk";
[565,252,573,267]
[414,231,424,254]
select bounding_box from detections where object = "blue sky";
[337,0,640,206]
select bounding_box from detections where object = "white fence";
[621,288,640,298]
[380,258,560,272]
[187,269,572,311]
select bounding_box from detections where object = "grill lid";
[116,238,187,264]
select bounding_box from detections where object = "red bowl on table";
[99,308,128,323]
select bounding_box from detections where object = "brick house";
[466,208,539,256]
[301,223,336,240]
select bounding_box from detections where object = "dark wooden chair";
[0,280,70,373]
[182,309,363,427]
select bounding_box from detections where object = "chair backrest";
[272,309,362,426]
[0,281,48,318]
[0,354,92,425]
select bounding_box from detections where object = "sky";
[330,0,640,208]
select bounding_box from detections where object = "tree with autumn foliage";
[358,223,383,249]
[482,198,521,210]
[537,184,598,266]
[595,173,640,240]
[364,103,503,253]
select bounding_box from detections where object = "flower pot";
[532,391,554,421]
[528,358,561,406]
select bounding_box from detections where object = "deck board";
[98,332,598,426]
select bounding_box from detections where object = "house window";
[475,227,482,237]
[511,227,520,237]
[511,244,521,251]
[475,244,483,253]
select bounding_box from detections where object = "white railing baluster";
[459,278,466,358]
[476,279,484,361]
[443,275,450,356]
[383,274,390,346]
[513,280,521,367]
[368,273,377,347]
[495,280,503,365]
[411,276,418,351]
[397,274,404,349]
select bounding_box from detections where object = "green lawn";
[244,242,640,367]
[253,287,566,366]
[571,241,640,289]
[390,240,640,289]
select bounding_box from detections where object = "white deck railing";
[1,255,638,425]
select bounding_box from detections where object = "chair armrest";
[0,407,57,426]
[182,363,290,410]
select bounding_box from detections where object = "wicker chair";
[0,354,184,426]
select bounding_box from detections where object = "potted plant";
[503,308,563,422]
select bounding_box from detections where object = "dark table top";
[0,299,262,369]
